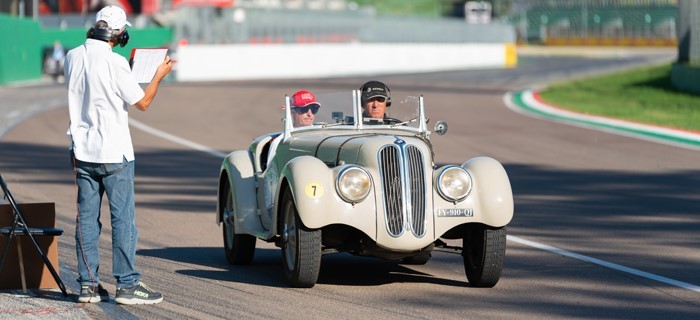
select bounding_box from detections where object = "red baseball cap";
[291,90,321,108]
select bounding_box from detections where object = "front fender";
[463,156,514,227]
[434,157,514,237]
[276,156,377,239]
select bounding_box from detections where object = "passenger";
[289,90,320,127]
[359,80,391,121]
[267,90,320,168]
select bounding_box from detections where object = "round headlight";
[336,167,371,203]
[436,166,472,202]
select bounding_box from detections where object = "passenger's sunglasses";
[292,105,320,114]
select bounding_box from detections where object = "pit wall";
[175,43,518,82]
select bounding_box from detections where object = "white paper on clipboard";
[130,48,168,83]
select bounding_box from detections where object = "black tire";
[462,224,506,287]
[222,183,256,265]
[400,253,432,265]
[280,188,321,288]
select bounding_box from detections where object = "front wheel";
[462,224,506,287]
[280,188,321,288]
[222,183,256,265]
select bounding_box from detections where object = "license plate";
[436,208,473,217]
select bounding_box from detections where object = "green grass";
[353,0,444,17]
[539,64,700,131]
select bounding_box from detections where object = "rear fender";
[218,150,265,237]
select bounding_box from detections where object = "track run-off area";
[1,47,698,319]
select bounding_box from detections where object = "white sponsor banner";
[176,43,510,82]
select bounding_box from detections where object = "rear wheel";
[462,224,506,287]
[222,183,256,265]
[280,188,321,288]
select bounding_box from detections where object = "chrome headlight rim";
[436,165,472,202]
[336,166,372,204]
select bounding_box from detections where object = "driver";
[360,80,391,121]
[266,90,321,168]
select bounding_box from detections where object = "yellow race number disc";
[305,182,323,199]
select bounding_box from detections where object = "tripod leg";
[0,233,15,273]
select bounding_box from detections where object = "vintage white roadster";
[216,90,513,288]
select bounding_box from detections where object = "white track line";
[129,118,700,294]
[508,235,700,293]
[129,118,227,158]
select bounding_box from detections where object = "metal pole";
[581,1,588,38]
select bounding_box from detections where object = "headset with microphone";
[87,23,130,47]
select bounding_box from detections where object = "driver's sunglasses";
[367,97,386,103]
[292,105,320,114]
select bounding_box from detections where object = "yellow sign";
[304,182,323,199]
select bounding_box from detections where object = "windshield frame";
[282,90,428,142]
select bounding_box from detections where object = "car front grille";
[378,141,426,238]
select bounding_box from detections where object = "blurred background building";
[0,0,683,46]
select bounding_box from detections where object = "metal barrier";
[501,0,678,46]
[677,0,700,62]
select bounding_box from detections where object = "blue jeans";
[71,151,140,288]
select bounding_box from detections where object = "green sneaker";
[77,283,109,303]
[115,282,163,305]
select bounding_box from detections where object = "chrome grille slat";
[380,146,403,236]
[378,142,426,238]
[406,145,426,237]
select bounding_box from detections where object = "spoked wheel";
[462,224,506,287]
[222,183,256,265]
[280,188,321,288]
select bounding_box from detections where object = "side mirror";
[434,120,448,135]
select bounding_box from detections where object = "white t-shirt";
[65,39,145,163]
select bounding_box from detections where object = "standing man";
[51,40,65,82]
[64,5,172,305]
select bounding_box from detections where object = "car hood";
[286,132,431,168]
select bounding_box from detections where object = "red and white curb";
[505,89,700,151]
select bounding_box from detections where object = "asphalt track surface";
[1,48,699,319]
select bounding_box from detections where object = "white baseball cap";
[95,5,132,31]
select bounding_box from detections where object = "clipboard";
[129,48,168,83]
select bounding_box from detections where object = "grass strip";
[539,64,700,132]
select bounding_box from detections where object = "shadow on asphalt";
[137,246,469,288]
[0,141,220,214]
[2,141,700,284]
[3,140,698,221]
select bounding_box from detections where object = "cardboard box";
[0,203,62,290]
